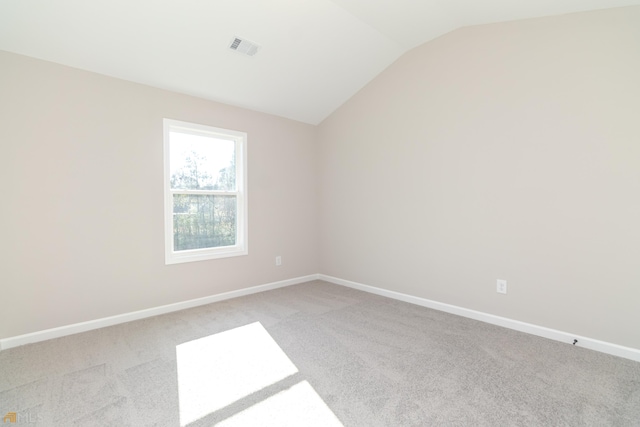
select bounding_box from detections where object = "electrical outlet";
[497,279,507,294]
[275,256,282,266]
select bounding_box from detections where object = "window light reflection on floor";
[218,380,343,427]
[176,321,341,426]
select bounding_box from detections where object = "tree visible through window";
[164,119,247,264]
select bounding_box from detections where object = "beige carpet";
[1,280,639,426]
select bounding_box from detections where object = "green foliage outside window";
[171,148,238,251]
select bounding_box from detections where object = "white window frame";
[163,119,248,264]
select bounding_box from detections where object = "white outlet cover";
[497,279,507,294]
[275,256,282,266]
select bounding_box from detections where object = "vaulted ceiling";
[1,0,638,124]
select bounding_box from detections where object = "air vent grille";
[229,37,260,57]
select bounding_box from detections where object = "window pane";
[173,195,237,251]
[170,132,236,191]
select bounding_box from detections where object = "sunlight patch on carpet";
[176,322,299,425]
[218,380,343,427]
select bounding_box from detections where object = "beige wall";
[318,7,640,349]
[2,6,639,350]
[0,51,319,339]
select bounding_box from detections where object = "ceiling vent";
[228,37,260,57]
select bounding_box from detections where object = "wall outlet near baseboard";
[275,256,282,266]
[497,279,507,294]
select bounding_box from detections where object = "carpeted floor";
[1,280,639,426]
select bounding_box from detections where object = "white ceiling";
[1,0,638,124]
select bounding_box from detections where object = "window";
[164,119,247,264]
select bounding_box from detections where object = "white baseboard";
[319,274,640,363]
[0,274,320,351]
[4,273,638,363]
